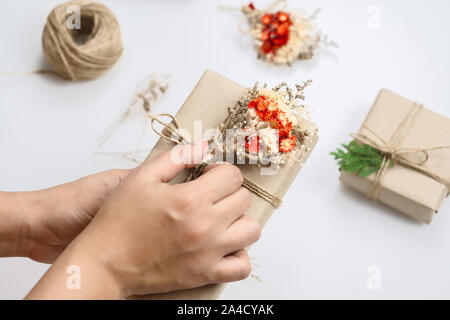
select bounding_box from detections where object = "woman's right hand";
[26,142,261,299]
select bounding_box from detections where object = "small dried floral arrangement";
[97,74,316,172]
[208,80,315,168]
[230,1,336,66]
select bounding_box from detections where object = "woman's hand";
[26,142,261,299]
[0,169,129,263]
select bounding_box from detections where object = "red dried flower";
[261,30,270,41]
[276,11,289,23]
[276,23,289,36]
[279,135,296,153]
[247,95,296,153]
[259,11,292,56]
[261,14,272,25]
[248,99,257,109]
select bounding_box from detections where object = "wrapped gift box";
[132,69,318,299]
[340,89,450,224]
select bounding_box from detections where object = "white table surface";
[1,0,450,299]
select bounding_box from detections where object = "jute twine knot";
[351,103,450,200]
[42,0,123,81]
[137,92,283,208]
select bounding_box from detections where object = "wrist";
[0,191,38,257]
[26,237,123,299]
[71,229,127,299]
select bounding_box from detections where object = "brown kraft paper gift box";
[130,69,318,299]
[340,89,450,224]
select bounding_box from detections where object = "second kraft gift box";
[335,89,450,224]
[129,69,318,299]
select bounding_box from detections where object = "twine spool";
[42,0,123,81]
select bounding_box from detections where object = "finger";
[187,164,243,203]
[202,161,227,174]
[223,215,261,254]
[213,187,252,225]
[94,169,130,191]
[143,141,208,182]
[74,169,130,203]
[212,250,251,283]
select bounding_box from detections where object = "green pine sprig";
[330,141,394,178]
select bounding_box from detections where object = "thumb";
[97,169,131,190]
[82,169,130,192]
[144,141,208,182]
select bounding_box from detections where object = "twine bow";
[147,110,283,209]
[351,103,450,200]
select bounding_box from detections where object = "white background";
[1,0,450,299]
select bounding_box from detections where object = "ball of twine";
[42,0,123,81]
